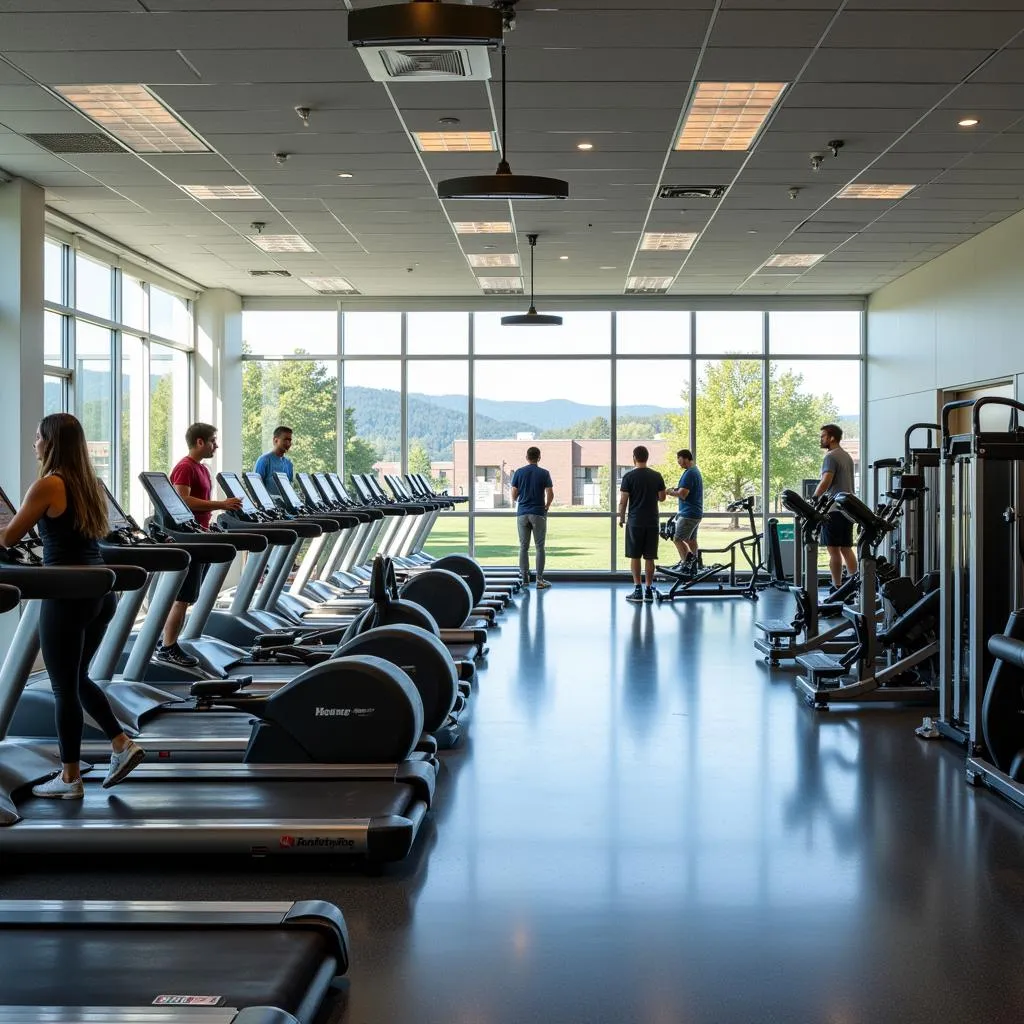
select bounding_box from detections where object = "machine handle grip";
[904,422,940,464]
[940,399,977,441]
[972,396,1024,435]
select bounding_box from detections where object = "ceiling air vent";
[658,185,725,200]
[248,270,292,278]
[26,133,126,154]
[358,45,490,82]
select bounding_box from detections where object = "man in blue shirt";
[253,425,294,497]
[510,446,554,589]
[666,448,703,573]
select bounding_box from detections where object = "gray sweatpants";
[517,513,547,581]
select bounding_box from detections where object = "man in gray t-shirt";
[813,423,857,588]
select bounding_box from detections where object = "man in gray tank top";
[813,423,857,589]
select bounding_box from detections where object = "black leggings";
[39,593,123,763]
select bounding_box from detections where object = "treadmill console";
[313,472,341,506]
[0,484,43,564]
[274,472,309,514]
[297,472,328,510]
[138,472,202,531]
[217,472,263,518]
[328,473,354,504]
[245,471,281,513]
[100,482,151,544]
[351,473,377,505]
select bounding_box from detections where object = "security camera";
[295,107,311,128]
[274,152,290,165]
[810,154,824,172]
[788,187,800,201]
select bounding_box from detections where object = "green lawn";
[423,514,763,572]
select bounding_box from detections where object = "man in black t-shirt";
[618,445,667,603]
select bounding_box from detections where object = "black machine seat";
[877,588,940,648]
[780,488,827,527]
[754,618,799,638]
[0,900,349,1018]
[833,493,888,540]
[796,652,848,678]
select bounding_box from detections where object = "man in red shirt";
[156,422,243,667]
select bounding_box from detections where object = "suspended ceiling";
[1,0,1024,299]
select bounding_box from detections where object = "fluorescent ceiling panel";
[676,82,787,152]
[54,84,208,154]
[762,253,824,268]
[836,184,915,200]
[626,276,673,293]
[454,221,513,234]
[247,234,316,253]
[477,276,523,290]
[640,232,699,251]
[415,131,496,152]
[181,184,261,200]
[301,276,358,294]
[467,253,519,268]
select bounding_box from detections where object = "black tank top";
[37,479,103,567]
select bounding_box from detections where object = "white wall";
[867,207,1024,459]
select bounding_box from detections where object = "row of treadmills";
[0,471,519,1023]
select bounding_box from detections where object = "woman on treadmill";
[0,413,145,798]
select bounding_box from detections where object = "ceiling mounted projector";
[347,1,503,46]
[502,234,563,327]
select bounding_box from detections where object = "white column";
[0,178,44,657]
[0,179,45,500]
[195,288,242,476]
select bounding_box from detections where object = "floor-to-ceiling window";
[240,306,863,572]
[43,233,195,519]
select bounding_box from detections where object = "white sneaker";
[32,774,84,800]
[103,741,146,789]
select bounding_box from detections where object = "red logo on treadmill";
[279,835,295,848]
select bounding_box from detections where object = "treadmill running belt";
[20,779,413,821]
[0,929,335,1011]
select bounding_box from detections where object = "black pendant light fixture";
[502,234,562,326]
[438,46,569,201]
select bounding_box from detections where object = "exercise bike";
[655,496,774,602]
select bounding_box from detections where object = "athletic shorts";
[625,524,659,560]
[175,561,210,605]
[674,515,701,541]
[821,509,854,549]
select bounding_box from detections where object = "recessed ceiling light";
[477,276,523,293]
[577,142,593,151]
[762,253,824,268]
[747,229,758,235]
[958,117,979,127]
[53,83,208,154]
[180,184,261,200]
[438,117,461,125]
[559,255,569,260]
[600,265,617,270]
[676,82,787,152]
[836,183,915,200]
[337,172,354,178]
[300,276,358,294]
[467,253,519,268]
[415,130,496,152]
[640,231,698,251]
[247,234,316,253]
[454,221,513,234]
[626,276,673,293]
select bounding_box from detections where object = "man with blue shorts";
[666,448,703,573]
[511,446,554,588]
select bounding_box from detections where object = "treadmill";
[0,900,349,1024]
[0,565,434,861]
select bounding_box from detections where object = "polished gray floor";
[5,584,1024,1023]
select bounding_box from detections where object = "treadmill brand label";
[315,706,375,717]
[279,834,356,850]
[153,996,224,1007]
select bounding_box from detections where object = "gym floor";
[5,584,1023,1023]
